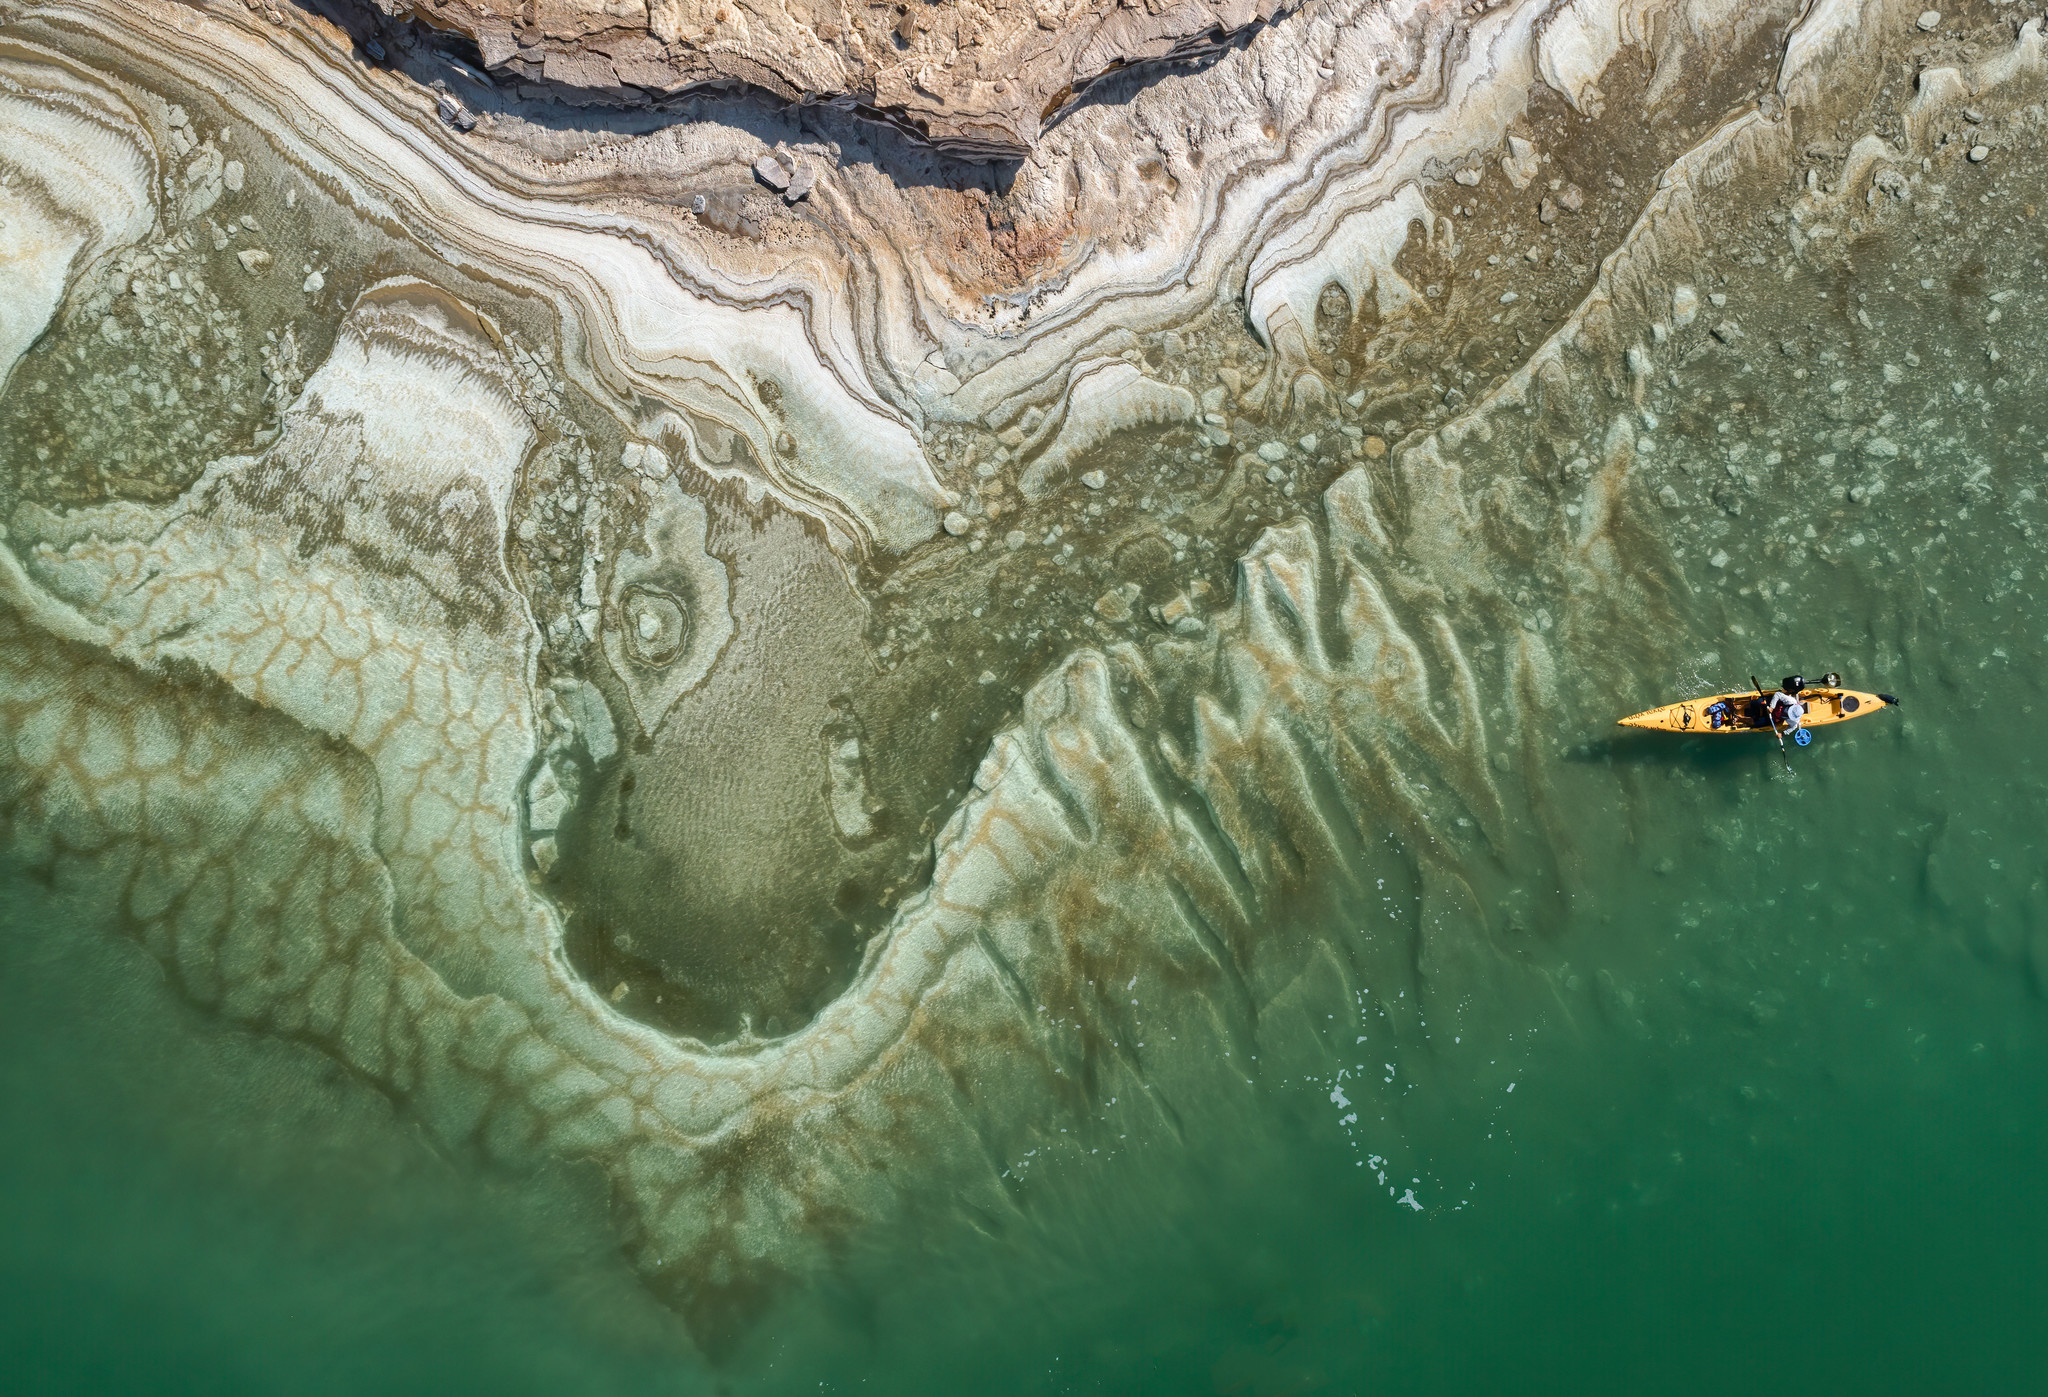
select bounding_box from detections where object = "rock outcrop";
[3,0,2027,1350]
[376,0,1300,157]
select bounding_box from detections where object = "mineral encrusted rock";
[375,0,1300,157]
[5,0,2028,1344]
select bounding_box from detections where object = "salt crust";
[0,0,1987,1316]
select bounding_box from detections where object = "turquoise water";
[8,14,2048,1396]
[7,673,2046,1394]
[8,352,2048,1387]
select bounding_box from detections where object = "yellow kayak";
[1617,685,1898,734]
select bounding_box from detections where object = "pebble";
[223,160,245,193]
[1093,586,1136,623]
[1917,10,1940,32]
[1862,436,1900,460]
[1501,135,1540,190]
[1257,440,1288,463]
[1080,469,1106,489]
[1709,550,1729,570]
[436,93,478,133]
[1672,285,1699,327]
[1453,166,1482,186]
[1968,145,1989,163]
[1265,463,1286,484]
[1363,435,1387,458]
[236,248,272,274]
[942,510,971,536]
[1005,529,1026,550]
[753,152,792,190]
[1296,434,1317,453]
[302,269,324,294]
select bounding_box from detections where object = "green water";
[7,673,2045,1394]
[8,328,2048,1389]
[8,16,2048,1396]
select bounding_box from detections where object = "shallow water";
[8,667,2045,1394]
[6,5,2048,1393]
[9,277,2047,1397]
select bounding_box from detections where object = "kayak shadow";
[1574,729,1786,772]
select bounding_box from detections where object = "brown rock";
[371,0,1301,159]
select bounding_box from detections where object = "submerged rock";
[7,0,2039,1348]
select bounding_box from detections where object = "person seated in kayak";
[1765,675,1807,731]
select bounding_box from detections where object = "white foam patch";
[1777,0,1869,101]
[1245,182,1433,361]
[1535,0,1631,114]
[1019,359,1198,498]
[0,74,156,392]
[609,284,939,549]
[296,283,532,527]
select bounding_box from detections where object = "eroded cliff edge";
[369,0,1301,157]
[3,0,2040,1351]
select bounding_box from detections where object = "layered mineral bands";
[1,0,2027,1338]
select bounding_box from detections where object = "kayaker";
[1765,675,1806,731]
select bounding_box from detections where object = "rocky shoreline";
[4,0,2045,1347]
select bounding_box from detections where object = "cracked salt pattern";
[1,0,2046,1387]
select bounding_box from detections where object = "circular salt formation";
[621,584,690,667]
